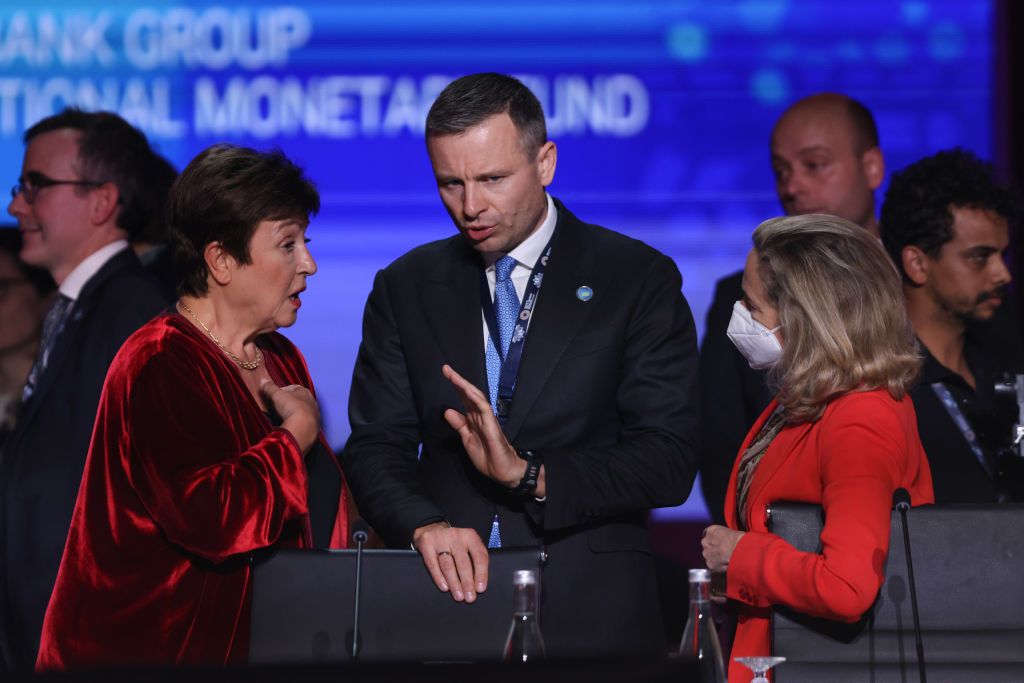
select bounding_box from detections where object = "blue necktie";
[485,255,519,549]
[22,294,72,403]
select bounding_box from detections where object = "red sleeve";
[726,393,905,621]
[125,349,310,564]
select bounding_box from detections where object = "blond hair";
[753,214,921,422]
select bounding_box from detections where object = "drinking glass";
[734,655,786,682]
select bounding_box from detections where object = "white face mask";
[726,300,782,370]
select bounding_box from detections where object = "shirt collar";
[59,240,130,301]
[917,333,986,390]
[487,193,557,272]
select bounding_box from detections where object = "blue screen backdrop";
[0,0,994,519]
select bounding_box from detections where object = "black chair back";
[768,502,1024,683]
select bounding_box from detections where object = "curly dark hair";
[880,148,1020,280]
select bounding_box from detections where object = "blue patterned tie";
[485,255,520,414]
[22,294,72,403]
[485,255,519,549]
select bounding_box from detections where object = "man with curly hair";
[881,148,1024,503]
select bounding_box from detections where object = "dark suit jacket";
[698,270,773,524]
[342,200,699,656]
[0,248,167,671]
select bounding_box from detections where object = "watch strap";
[508,448,543,496]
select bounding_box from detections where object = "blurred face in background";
[0,250,47,356]
[770,103,883,230]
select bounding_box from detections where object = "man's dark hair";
[25,108,170,240]
[168,144,319,297]
[0,226,55,297]
[880,148,1021,279]
[426,73,547,156]
[845,96,880,153]
[131,152,178,246]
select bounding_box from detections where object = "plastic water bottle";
[503,569,545,663]
[679,568,726,682]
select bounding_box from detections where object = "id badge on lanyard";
[479,240,554,424]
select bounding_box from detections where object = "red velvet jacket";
[724,389,933,683]
[36,313,347,670]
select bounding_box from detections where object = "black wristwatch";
[508,448,543,496]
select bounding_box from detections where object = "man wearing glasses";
[0,109,169,672]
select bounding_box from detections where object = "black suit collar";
[419,199,606,442]
[421,236,490,393]
[502,200,605,440]
[72,247,140,304]
[18,249,143,428]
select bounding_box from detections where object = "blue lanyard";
[479,239,554,424]
[930,382,999,482]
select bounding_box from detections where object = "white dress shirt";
[59,240,130,303]
[481,193,557,348]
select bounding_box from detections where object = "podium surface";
[250,547,544,664]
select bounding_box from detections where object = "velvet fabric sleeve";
[35,316,345,670]
[262,330,349,549]
[726,392,932,621]
[126,353,310,562]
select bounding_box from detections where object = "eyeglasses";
[11,172,106,205]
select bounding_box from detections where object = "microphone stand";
[350,521,369,662]
[893,489,926,683]
[1013,374,1024,457]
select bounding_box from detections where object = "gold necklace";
[177,301,263,371]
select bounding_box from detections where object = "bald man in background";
[699,93,885,524]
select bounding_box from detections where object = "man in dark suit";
[699,93,885,524]
[1,109,169,670]
[342,73,699,657]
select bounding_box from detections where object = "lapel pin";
[576,285,594,302]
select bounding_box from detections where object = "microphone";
[350,519,370,662]
[352,519,369,545]
[892,488,925,683]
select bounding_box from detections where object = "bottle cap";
[688,568,711,583]
[513,569,538,585]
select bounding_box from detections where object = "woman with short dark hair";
[701,214,934,682]
[36,145,347,669]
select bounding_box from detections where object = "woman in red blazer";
[701,214,934,683]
